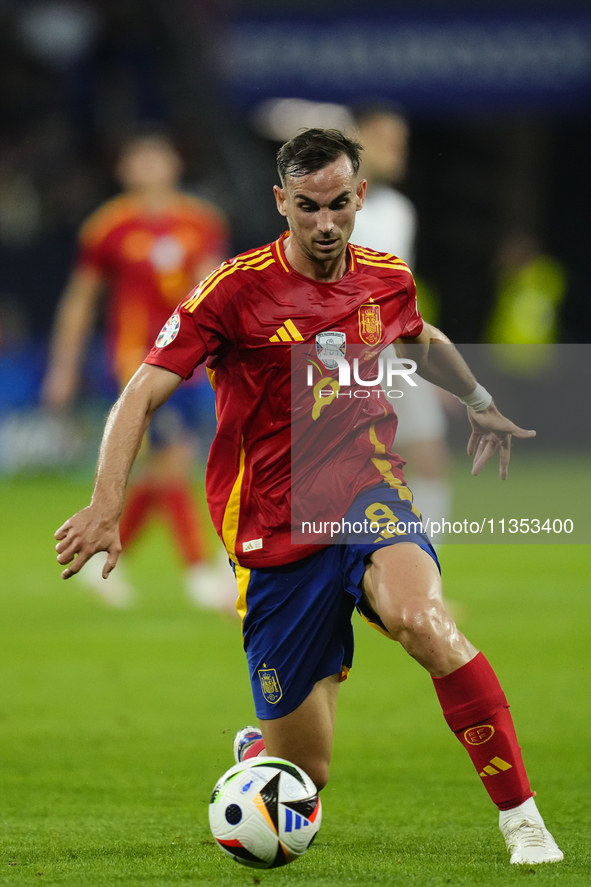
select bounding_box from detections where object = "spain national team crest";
[316,331,346,370]
[358,303,382,345]
[155,313,181,348]
[258,666,282,704]
[464,725,495,745]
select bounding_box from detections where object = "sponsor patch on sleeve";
[156,313,181,348]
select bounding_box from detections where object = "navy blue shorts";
[148,378,216,450]
[236,482,439,720]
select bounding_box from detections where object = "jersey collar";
[273,231,357,277]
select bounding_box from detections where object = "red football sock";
[432,652,533,810]
[243,739,266,760]
[119,481,155,549]
[157,483,204,565]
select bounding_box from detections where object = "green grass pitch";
[0,466,589,885]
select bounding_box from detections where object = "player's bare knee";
[387,602,454,645]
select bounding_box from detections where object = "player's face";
[359,115,408,183]
[274,156,366,267]
[117,139,183,192]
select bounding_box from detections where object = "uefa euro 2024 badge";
[156,313,181,348]
[316,331,346,370]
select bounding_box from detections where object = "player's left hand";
[466,402,536,480]
[54,504,121,580]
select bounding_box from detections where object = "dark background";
[0,0,589,354]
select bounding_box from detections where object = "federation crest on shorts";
[358,303,382,345]
[258,666,282,704]
[155,313,181,348]
[316,331,346,370]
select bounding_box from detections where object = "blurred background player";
[42,129,234,610]
[350,104,452,541]
[486,229,567,375]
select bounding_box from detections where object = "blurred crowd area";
[1,0,590,473]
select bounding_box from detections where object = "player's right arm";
[41,265,105,410]
[54,363,182,579]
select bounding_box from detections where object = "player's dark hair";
[277,128,362,184]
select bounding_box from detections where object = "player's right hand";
[54,505,121,580]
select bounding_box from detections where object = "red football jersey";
[145,233,423,568]
[77,192,227,386]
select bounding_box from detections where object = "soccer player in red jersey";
[53,130,562,864]
[43,131,233,608]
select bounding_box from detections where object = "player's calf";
[232,725,330,791]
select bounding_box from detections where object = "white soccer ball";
[209,757,322,868]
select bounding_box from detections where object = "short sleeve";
[398,275,423,339]
[144,277,231,379]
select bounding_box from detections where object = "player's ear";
[274,184,288,217]
[355,179,367,211]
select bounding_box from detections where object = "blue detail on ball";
[285,806,309,832]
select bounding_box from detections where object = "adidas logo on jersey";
[269,319,304,343]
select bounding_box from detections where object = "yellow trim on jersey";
[368,420,386,455]
[239,244,276,261]
[369,419,421,517]
[352,245,407,264]
[274,236,291,273]
[351,244,412,271]
[182,252,275,314]
[221,440,246,563]
[235,563,251,633]
[356,257,412,273]
[206,367,219,421]
[238,249,274,266]
[352,244,397,259]
[370,457,422,518]
[182,250,275,313]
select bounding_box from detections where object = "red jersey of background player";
[145,232,423,568]
[78,192,227,386]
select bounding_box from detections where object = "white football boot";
[233,726,264,764]
[500,798,563,864]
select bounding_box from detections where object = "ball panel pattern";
[209,758,321,869]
